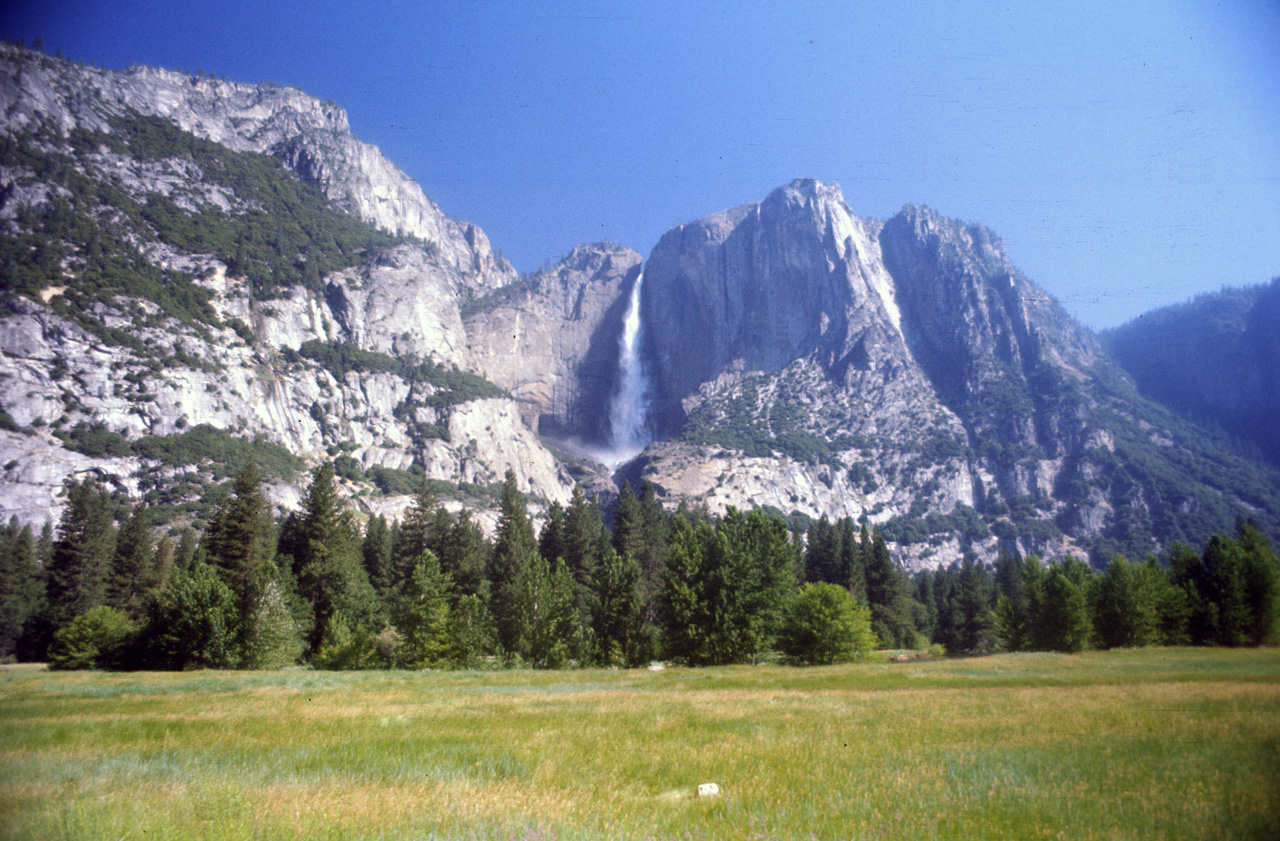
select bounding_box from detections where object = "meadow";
[1,648,1277,840]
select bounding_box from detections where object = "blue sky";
[3,0,1277,328]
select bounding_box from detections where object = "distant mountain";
[633,181,1280,565]
[1103,278,1280,467]
[2,45,1277,568]
[0,44,592,530]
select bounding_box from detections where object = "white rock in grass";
[697,783,720,798]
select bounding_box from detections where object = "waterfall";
[606,270,651,464]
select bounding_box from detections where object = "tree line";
[0,462,1276,671]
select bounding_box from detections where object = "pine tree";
[615,481,671,632]
[538,501,567,564]
[804,517,841,585]
[440,510,490,597]
[294,462,380,650]
[1030,561,1092,652]
[953,555,993,652]
[837,518,864,598]
[0,520,42,658]
[361,514,395,599]
[394,551,457,668]
[45,478,116,631]
[1236,520,1280,645]
[393,479,440,587]
[203,463,275,611]
[107,502,155,618]
[612,483,643,564]
[563,486,608,592]
[863,530,916,649]
[491,469,538,657]
[911,569,938,642]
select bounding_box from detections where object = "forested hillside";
[1104,277,1280,466]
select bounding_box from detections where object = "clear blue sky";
[3,0,1277,328]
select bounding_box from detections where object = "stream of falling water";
[606,270,651,465]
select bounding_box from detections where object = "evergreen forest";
[1,462,1276,672]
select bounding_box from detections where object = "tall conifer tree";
[491,469,538,656]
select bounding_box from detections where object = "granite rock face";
[631,180,1280,566]
[0,47,571,529]
[643,180,911,433]
[464,242,643,439]
[0,45,516,294]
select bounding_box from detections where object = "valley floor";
[1,649,1277,840]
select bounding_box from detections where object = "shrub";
[48,606,136,670]
[311,613,379,670]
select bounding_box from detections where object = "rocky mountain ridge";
[2,46,1278,569]
[634,179,1280,565]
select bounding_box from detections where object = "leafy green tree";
[993,595,1028,651]
[662,508,796,665]
[140,561,239,669]
[1144,555,1190,645]
[1203,535,1251,646]
[311,612,378,670]
[661,515,714,665]
[1093,555,1160,648]
[515,554,580,668]
[394,551,457,668]
[47,605,136,670]
[450,590,497,667]
[592,549,650,667]
[778,582,877,664]
[240,578,304,669]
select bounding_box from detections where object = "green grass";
[2,649,1278,840]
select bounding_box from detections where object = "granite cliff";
[633,180,1280,565]
[3,47,1278,567]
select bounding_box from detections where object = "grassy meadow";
[1,648,1277,840]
